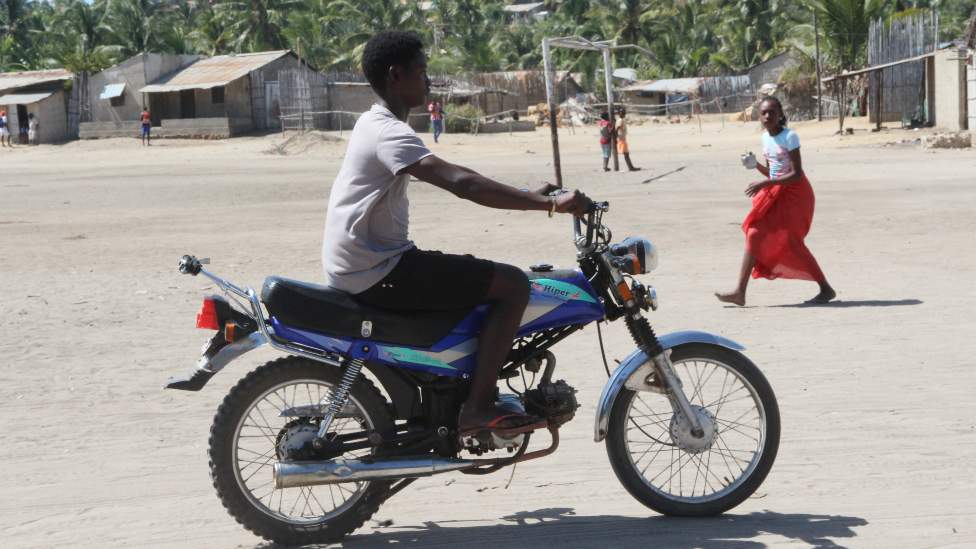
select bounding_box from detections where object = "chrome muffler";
[273,456,475,489]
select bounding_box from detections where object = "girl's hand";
[745,181,767,197]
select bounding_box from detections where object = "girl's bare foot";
[805,288,836,304]
[714,291,746,306]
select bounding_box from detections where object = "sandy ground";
[2,114,974,549]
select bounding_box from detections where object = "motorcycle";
[168,196,780,545]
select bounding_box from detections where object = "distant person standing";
[27,113,39,145]
[0,110,11,147]
[598,112,612,172]
[428,99,443,143]
[615,107,640,171]
[141,107,152,146]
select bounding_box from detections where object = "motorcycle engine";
[522,380,579,427]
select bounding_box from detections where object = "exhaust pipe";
[273,456,475,489]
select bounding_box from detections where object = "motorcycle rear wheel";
[606,342,780,517]
[209,356,396,545]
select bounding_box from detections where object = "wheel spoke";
[621,354,769,503]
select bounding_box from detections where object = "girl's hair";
[760,97,787,130]
[600,111,609,121]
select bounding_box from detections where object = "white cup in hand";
[742,153,757,169]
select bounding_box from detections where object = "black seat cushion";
[261,277,474,347]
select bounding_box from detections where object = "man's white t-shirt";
[322,104,433,294]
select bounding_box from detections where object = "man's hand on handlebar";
[553,189,592,218]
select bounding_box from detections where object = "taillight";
[196,297,219,330]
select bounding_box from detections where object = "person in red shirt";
[141,108,152,146]
[428,100,443,143]
[597,112,612,171]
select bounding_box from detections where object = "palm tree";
[806,0,884,70]
[214,0,303,51]
[101,0,165,58]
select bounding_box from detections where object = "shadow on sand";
[771,299,923,308]
[642,166,686,183]
[259,508,868,549]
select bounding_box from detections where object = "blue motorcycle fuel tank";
[271,269,606,379]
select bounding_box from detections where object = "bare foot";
[714,291,746,306]
[458,405,536,433]
[805,288,836,304]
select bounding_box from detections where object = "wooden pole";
[297,38,303,133]
[603,48,619,171]
[542,38,563,188]
[814,9,823,121]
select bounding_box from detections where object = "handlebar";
[549,190,608,250]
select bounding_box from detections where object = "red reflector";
[196,297,219,330]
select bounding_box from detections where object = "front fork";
[625,315,706,438]
[598,253,705,438]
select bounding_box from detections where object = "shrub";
[444,103,484,134]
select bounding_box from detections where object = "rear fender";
[165,331,268,391]
[593,330,746,442]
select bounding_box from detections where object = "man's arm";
[402,155,587,215]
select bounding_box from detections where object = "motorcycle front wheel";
[208,356,395,545]
[606,342,780,517]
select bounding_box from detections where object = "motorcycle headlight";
[610,237,658,274]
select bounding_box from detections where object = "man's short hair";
[362,31,424,92]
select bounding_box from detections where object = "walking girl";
[716,97,835,306]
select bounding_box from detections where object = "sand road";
[1,117,973,548]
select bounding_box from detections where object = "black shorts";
[355,248,494,310]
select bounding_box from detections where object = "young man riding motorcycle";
[321,30,590,437]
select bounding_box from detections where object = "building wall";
[968,60,976,132]
[327,82,375,130]
[932,46,967,131]
[249,54,299,130]
[1,90,69,143]
[88,54,197,123]
[748,52,799,88]
[193,78,251,119]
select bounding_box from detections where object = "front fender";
[593,330,745,442]
[165,331,268,391]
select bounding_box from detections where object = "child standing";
[0,111,10,147]
[715,97,835,305]
[428,100,443,143]
[141,107,152,146]
[598,112,612,171]
[27,113,39,145]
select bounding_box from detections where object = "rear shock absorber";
[314,357,365,446]
[625,315,664,357]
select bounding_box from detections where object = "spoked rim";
[624,357,766,503]
[232,379,374,524]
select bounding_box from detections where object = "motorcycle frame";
[179,201,744,456]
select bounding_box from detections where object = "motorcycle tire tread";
[208,355,396,545]
[605,342,781,517]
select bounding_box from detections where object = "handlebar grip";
[179,255,202,276]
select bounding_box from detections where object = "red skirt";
[742,174,825,282]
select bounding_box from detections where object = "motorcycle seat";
[261,277,474,348]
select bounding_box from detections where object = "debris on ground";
[265,131,344,156]
[921,132,971,149]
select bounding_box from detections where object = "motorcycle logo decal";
[378,346,458,370]
[530,279,596,303]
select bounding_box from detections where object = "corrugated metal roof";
[0,69,72,94]
[503,2,544,12]
[619,78,710,93]
[0,89,59,105]
[139,51,290,93]
[100,83,125,99]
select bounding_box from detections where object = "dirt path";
[1,117,973,548]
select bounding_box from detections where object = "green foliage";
[1,0,972,83]
[444,103,483,134]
